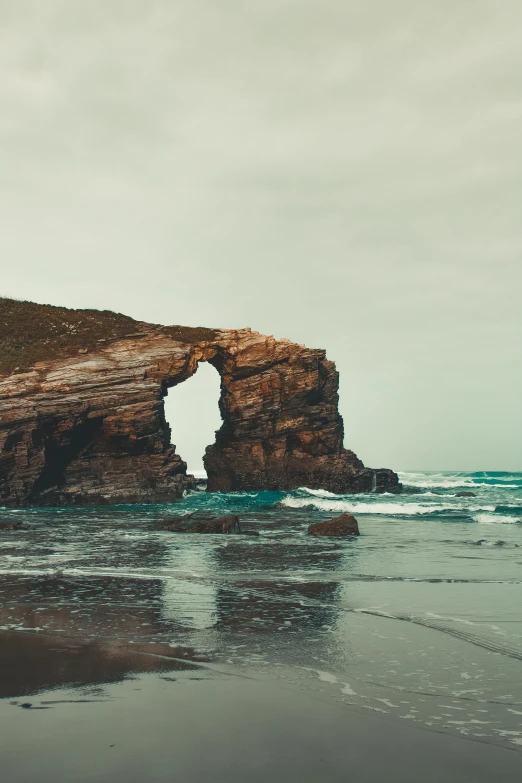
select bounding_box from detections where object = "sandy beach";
[1,628,521,783]
[1,473,521,780]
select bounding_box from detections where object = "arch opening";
[163,361,222,476]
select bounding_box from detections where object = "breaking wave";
[474,513,522,525]
[281,495,497,517]
[398,471,522,490]
[278,476,522,524]
[398,472,476,489]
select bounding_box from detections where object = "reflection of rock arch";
[0,305,400,505]
[211,538,350,638]
[212,538,350,574]
[214,580,341,636]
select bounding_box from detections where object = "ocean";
[1,470,521,760]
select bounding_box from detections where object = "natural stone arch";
[162,359,221,474]
[0,301,400,506]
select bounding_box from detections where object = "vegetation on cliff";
[0,298,217,376]
[0,298,400,505]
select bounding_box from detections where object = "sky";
[1,0,521,471]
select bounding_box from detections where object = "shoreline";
[1,474,521,779]
[1,630,520,782]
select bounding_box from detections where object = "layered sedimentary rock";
[0,300,400,506]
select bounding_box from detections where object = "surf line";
[356,609,522,662]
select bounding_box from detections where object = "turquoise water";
[0,471,521,748]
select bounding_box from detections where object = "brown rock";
[308,514,360,537]
[0,298,401,506]
[0,521,22,531]
[455,491,476,497]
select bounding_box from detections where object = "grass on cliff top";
[0,298,218,376]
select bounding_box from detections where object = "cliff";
[0,298,401,506]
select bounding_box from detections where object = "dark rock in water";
[0,521,23,530]
[455,491,476,497]
[402,486,423,494]
[190,516,241,534]
[155,515,185,530]
[164,514,241,534]
[275,502,317,512]
[308,513,360,537]
[0,297,401,506]
[241,530,260,537]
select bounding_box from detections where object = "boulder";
[455,491,476,498]
[308,513,359,537]
[163,514,241,534]
[0,521,23,530]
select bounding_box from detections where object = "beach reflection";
[0,630,206,699]
[0,528,356,696]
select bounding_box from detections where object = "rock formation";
[0,298,401,506]
[308,514,360,537]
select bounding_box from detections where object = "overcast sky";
[1,1,521,471]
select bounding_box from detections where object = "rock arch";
[0,303,400,506]
[163,358,221,473]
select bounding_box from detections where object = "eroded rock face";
[0,301,401,506]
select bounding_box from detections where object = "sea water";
[0,471,521,748]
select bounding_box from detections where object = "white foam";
[0,566,203,580]
[297,486,338,498]
[473,513,521,525]
[317,670,338,683]
[467,483,519,488]
[398,472,475,489]
[281,496,496,516]
[398,471,521,489]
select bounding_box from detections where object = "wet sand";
[1,630,521,782]
[1,499,521,779]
